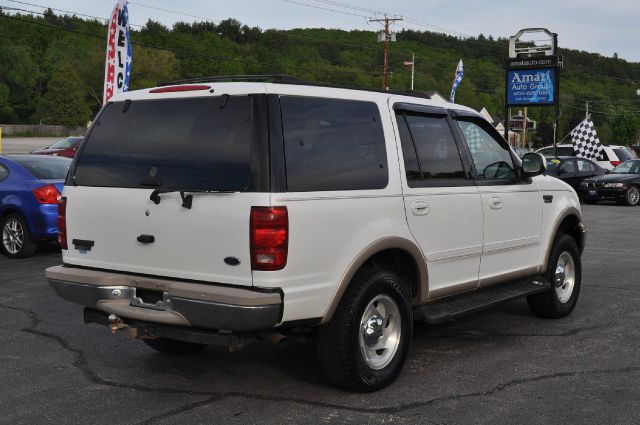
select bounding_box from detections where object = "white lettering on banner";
[103,0,132,104]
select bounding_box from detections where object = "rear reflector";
[58,197,67,250]
[149,85,212,94]
[250,207,288,271]
[610,161,621,167]
[33,184,61,204]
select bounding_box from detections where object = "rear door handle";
[411,200,430,216]
[489,196,503,210]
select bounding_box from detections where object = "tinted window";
[49,137,82,150]
[559,160,576,173]
[401,113,465,179]
[74,97,252,191]
[10,156,71,179]
[613,148,633,162]
[557,147,575,156]
[281,97,388,192]
[457,120,516,180]
[0,164,8,182]
[395,113,421,181]
[576,159,593,172]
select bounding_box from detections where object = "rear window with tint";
[613,148,633,162]
[10,156,71,179]
[281,97,388,192]
[73,96,252,191]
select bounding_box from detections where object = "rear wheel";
[1,214,38,258]
[316,267,413,392]
[527,234,581,318]
[143,337,207,355]
[625,185,640,206]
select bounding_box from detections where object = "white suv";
[47,76,586,392]
[537,143,633,170]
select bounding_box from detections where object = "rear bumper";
[46,265,282,332]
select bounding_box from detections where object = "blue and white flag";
[449,59,464,103]
[103,0,132,104]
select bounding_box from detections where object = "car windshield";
[72,96,253,191]
[610,161,640,174]
[48,137,82,150]
[10,156,72,179]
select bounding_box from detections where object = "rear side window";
[396,112,465,183]
[280,97,388,192]
[73,96,252,191]
[0,164,8,182]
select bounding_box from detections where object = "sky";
[10,0,640,62]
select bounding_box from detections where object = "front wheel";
[527,234,581,318]
[316,267,413,392]
[625,185,640,206]
[1,213,38,258]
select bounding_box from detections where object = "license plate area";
[130,288,172,311]
[588,190,598,196]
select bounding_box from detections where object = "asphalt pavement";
[1,204,639,424]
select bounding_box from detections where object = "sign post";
[505,29,561,154]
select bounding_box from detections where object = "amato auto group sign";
[506,68,556,106]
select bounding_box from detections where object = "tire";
[625,185,640,206]
[1,213,38,258]
[143,337,207,355]
[527,234,581,318]
[316,267,413,392]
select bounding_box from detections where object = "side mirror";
[522,152,546,178]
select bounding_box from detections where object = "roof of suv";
[110,76,478,117]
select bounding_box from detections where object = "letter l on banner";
[103,0,132,104]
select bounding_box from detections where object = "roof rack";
[158,74,433,100]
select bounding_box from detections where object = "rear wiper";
[149,188,235,209]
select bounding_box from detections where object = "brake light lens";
[610,161,621,167]
[58,197,67,250]
[250,207,288,271]
[149,85,211,93]
[33,184,61,204]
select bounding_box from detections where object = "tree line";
[0,9,639,146]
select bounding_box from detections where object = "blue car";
[0,155,71,258]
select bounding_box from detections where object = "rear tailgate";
[63,186,266,286]
[63,91,268,287]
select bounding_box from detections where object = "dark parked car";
[545,156,605,191]
[31,136,83,158]
[579,159,640,206]
[0,155,72,258]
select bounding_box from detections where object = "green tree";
[37,63,89,126]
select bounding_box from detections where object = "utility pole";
[371,15,402,91]
[522,107,528,148]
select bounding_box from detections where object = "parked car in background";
[579,159,640,206]
[537,144,632,170]
[31,136,83,158]
[545,156,605,191]
[0,155,71,258]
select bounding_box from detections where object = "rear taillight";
[610,161,621,167]
[33,184,60,204]
[58,197,67,250]
[250,207,288,271]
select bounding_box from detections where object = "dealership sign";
[507,68,556,106]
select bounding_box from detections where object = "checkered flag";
[464,124,486,155]
[571,117,602,160]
